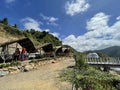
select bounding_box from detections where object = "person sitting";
[14,48,20,61]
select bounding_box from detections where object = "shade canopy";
[0,38,36,53]
[37,43,54,52]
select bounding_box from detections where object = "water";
[111,68,120,72]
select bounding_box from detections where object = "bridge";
[85,57,120,67]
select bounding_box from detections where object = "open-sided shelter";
[55,46,63,56]
[0,37,36,62]
[62,48,71,56]
[37,43,54,57]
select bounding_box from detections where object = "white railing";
[85,57,120,65]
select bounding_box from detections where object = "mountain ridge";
[94,46,120,57]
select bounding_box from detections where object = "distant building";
[86,52,99,58]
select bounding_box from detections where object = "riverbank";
[111,68,120,75]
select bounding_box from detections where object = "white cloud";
[86,12,110,31]
[65,0,90,16]
[21,17,60,38]
[21,17,43,31]
[5,0,16,4]
[50,32,60,37]
[44,29,50,32]
[40,14,58,26]
[116,16,120,20]
[63,12,120,52]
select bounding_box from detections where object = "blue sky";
[1,0,120,52]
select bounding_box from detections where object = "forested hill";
[0,18,62,46]
[95,46,120,57]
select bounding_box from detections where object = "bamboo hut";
[37,43,54,57]
[0,38,36,62]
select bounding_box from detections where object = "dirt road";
[0,57,75,90]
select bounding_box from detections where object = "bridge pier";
[97,66,103,71]
[103,66,110,72]
[96,66,110,72]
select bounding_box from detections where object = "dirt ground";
[0,57,75,90]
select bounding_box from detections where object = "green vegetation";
[73,54,85,68]
[59,54,120,90]
[10,61,21,66]
[0,61,21,68]
[0,18,9,25]
[22,29,62,46]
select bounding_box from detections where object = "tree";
[1,18,9,25]
[30,29,36,35]
[13,24,18,28]
[73,53,85,69]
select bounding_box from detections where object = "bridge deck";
[85,57,120,67]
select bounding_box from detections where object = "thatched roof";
[37,43,54,52]
[0,38,36,53]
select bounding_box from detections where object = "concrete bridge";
[85,57,120,67]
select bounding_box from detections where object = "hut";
[37,43,54,57]
[54,46,63,56]
[0,38,36,62]
[62,48,71,56]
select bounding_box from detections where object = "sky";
[1,0,120,52]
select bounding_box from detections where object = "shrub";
[73,54,86,69]
[10,61,21,66]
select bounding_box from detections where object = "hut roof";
[37,43,54,52]
[0,38,36,53]
[62,48,70,53]
[55,46,62,53]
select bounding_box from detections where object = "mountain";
[95,46,120,57]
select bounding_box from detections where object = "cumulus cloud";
[63,12,120,52]
[116,16,120,20]
[21,17,43,31]
[50,32,60,37]
[21,17,60,38]
[5,0,16,4]
[65,0,90,16]
[40,14,58,26]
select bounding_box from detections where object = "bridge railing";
[85,57,120,65]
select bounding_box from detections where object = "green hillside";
[85,46,120,57]
[95,46,120,57]
[22,29,62,46]
[0,17,78,55]
[0,18,62,47]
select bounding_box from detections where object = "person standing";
[21,47,26,61]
